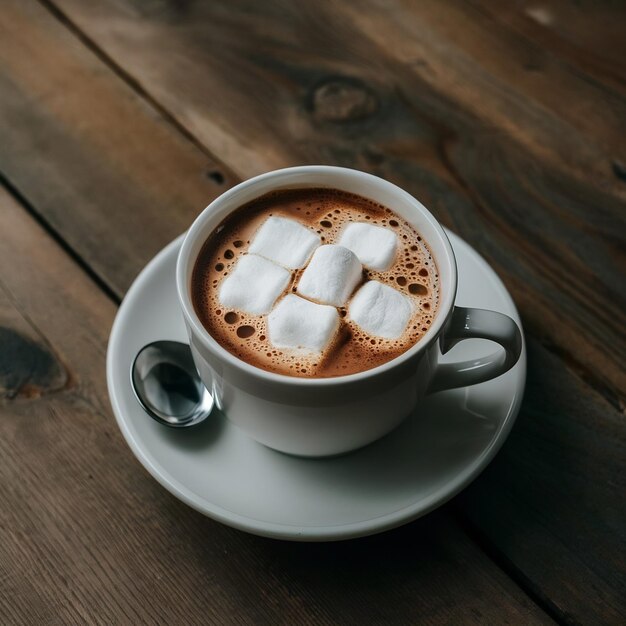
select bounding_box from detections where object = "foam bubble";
[191,188,440,378]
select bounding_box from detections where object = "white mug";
[177,166,522,456]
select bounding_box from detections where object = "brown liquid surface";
[192,188,439,377]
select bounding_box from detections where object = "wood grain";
[0,0,236,298]
[0,301,68,400]
[0,186,552,624]
[471,0,626,91]
[458,338,626,623]
[45,0,626,402]
[0,0,624,622]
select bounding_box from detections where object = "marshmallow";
[249,216,320,269]
[297,245,362,307]
[268,295,340,353]
[219,254,290,315]
[349,281,412,339]
[338,222,398,271]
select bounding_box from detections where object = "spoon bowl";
[131,340,213,427]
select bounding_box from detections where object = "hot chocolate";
[191,188,439,378]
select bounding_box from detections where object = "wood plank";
[0,186,552,624]
[0,0,623,622]
[0,298,68,400]
[0,0,236,298]
[471,0,626,91]
[457,339,626,623]
[44,0,626,403]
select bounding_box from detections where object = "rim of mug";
[176,166,457,387]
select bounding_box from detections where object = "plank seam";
[38,0,236,182]
[4,5,618,622]
[455,508,578,626]
[0,163,562,625]
[436,136,625,414]
[38,0,624,413]
[0,172,121,306]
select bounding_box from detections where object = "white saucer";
[107,230,526,541]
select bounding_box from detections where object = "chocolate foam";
[191,188,439,378]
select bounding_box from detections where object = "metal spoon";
[131,340,213,427]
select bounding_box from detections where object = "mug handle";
[428,306,523,393]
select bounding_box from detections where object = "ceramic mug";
[177,166,522,456]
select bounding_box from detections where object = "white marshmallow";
[297,244,362,307]
[219,254,290,315]
[338,222,398,271]
[249,216,320,269]
[268,295,340,353]
[349,280,412,339]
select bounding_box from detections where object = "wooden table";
[1,1,624,623]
